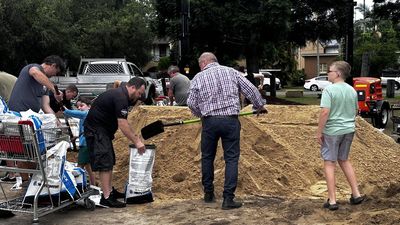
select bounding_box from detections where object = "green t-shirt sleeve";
[320,89,331,108]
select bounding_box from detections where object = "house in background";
[143,37,172,77]
[296,40,340,79]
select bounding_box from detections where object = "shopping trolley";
[0,120,96,223]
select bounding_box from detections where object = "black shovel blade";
[141,120,165,140]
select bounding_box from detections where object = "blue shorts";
[320,132,355,161]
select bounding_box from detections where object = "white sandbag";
[23,141,79,205]
[37,113,58,144]
[0,96,8,114]
[125,144,155,204]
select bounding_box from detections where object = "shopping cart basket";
[0,120,96,223]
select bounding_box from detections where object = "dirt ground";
[1,104,400,224]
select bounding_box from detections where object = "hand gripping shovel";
[141,111,256,140]
[54,85,78,152]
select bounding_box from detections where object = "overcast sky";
[355,0,374,20]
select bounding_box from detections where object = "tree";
[0,0,154,75]
[153,0,292,82]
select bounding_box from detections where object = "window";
[319,63,327,73]
[159,44,167,57]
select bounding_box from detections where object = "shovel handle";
[163,111,255,127]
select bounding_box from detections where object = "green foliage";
[289,70,307,86]
[353,19,400,76]
[0,0,154,75]
[157,56,171,71]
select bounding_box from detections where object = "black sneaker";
[204,192,215,203]
[323,199,339,211]
[0,175,16,182]
[350,195,365,205]
[222,198,242,210]
[112,187,126,199]
[100,194,126,208]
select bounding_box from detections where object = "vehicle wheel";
[310,85,318,92]
[263,84,270,91]
[395,82,400,90]
[372,103,390,128]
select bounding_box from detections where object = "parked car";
[303,75,331,91]
[244,72,281,91]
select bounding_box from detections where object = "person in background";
[167,65,190,106]
[1,55,65,182]
[84,77,146,208]
[50,84,79,114]
[316,61,365,211]
[63,97,95,186]
[8,55,64,114]
[187,52,267,210]
[0,72,17,103]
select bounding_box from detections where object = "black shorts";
[85,128,115,172]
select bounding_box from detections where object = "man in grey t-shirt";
[167,65,190,106]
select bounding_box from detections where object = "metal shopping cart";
[0,120,96,223]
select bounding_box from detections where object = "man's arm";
[42,95,62,126]
[42,95,57,114]
[168,88,174,106]
[118,118,145,153]
[29,67,63,101]
[316,107,330,145]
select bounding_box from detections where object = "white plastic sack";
[125,144,155,203]
[23,141,79,204]
[0,96,8,114]
[38,113,58,144]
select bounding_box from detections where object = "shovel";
[141,111,256,140]
[54,85,78,152]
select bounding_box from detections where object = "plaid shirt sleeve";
[237,74,265,110]
[187,77,202,117]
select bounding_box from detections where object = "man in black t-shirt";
[84,77,146,208]
[49,84,78,113]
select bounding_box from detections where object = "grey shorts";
[320,132,355,161]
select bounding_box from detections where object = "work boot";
[112,187,126,199]
[222,198,242,210]
[204,192,215,203]
[100,193,126,208]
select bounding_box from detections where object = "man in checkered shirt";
[187,52,267,210]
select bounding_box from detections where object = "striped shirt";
[187,62,265,117]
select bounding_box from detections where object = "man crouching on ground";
[84,77,146,208]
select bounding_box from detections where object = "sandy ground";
[1,105,400,224]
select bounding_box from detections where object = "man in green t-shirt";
[316,61,365,211]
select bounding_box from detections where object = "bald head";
[198,52,218,70]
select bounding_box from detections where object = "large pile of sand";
[112,105,400,200]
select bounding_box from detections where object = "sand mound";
[112,105,400,201]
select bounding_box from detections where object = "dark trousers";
[201,116,241,199]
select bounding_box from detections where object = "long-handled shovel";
[54,85,78,151]
[141,111,256,140]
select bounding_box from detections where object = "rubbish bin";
[387,79,396,98]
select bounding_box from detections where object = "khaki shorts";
[320,132,355,161]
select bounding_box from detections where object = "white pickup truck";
[380,69,400,90]
[51,58,158,104]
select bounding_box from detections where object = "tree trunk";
[361,52,370,77]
